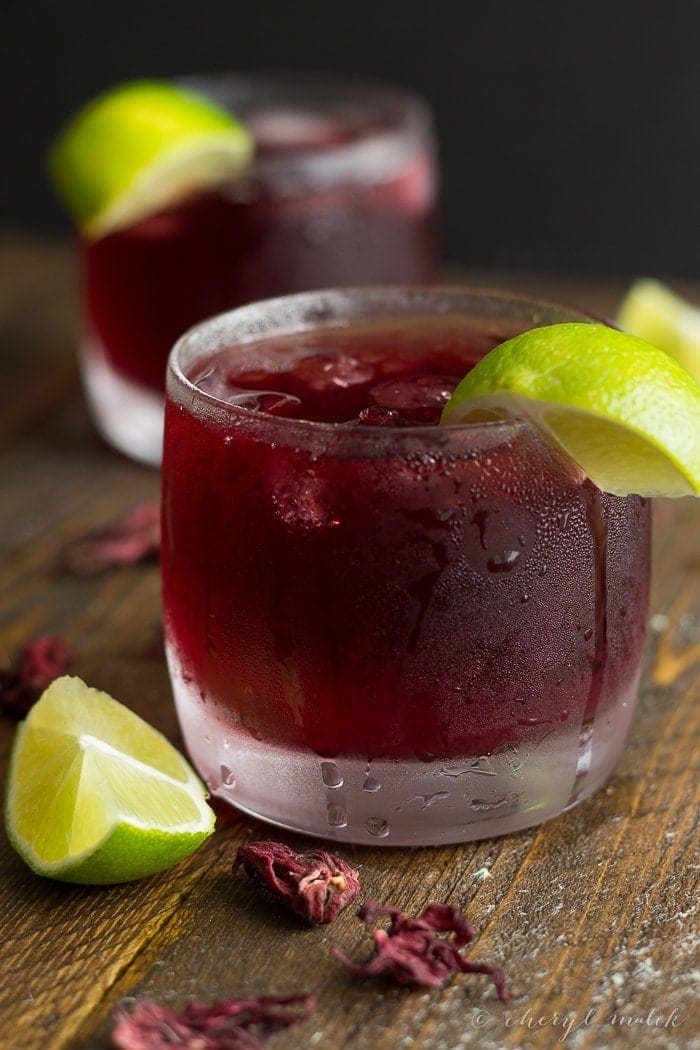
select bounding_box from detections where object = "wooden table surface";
[0,236,698,1050]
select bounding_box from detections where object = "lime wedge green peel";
[618,279,700,384]
[442,323,700,498]
[5,677,214,884]
[48,80,253,238]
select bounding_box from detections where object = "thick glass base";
[168,651,638,846]
[81,338,164,467]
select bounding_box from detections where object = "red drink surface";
[162,322,651,761]
[84,107,437,392]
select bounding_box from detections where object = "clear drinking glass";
[162,287,651,846]
[81,73,438,465]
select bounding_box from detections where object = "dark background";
[3,0,699,275]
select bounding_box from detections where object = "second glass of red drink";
[81,74,438,464]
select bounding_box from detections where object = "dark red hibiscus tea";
[82,75,438,465]
[162,288,651,846]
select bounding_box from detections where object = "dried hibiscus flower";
[236,840,360,925]
[0,635,74,718]
[61,500,160,575]
[332,901,509,1001]
[112,994,316,1050]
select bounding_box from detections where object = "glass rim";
[167,284,606,443]
[177,70,434,185]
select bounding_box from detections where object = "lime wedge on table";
[5,677,214,884]
[48,80,253,239]
[618,279,700,383]
[441,323,700,498]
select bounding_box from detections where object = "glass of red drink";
[162,287,651,846]
[82,74,438,465]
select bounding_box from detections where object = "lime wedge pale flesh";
[5,676,215,884]
[441,323,700,498]
[48,80,253,239]
[618,279,700,384]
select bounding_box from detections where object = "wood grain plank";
[0,238,697,1050]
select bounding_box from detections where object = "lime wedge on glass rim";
[618,279,700,383]
[48,80,253,239]
[441,323,700,498]
[5,677,214,884]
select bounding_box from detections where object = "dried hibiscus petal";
[61,500,160,575]
[236,840,360,925]
[332,901,509,1002]
[112,994,316,1050]
[0,635,74,718]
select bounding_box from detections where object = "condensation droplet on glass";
[487,550,521,574]
[441,755,496,777]
[362,761,380,791]
[363,817,390,838]
[442,760,476,776]
[395,791,450,811]
[469,792,520,811]
[470,755,497,775]
[441,761,469,777]
[505,747,524,773]
[326,803,347,828]
[219,764,236,787]
[321,761,344,788]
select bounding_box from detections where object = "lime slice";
[618,279,700,383]
[5,676,215,884]
[48,80,253,239]
[441,323,700,498]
